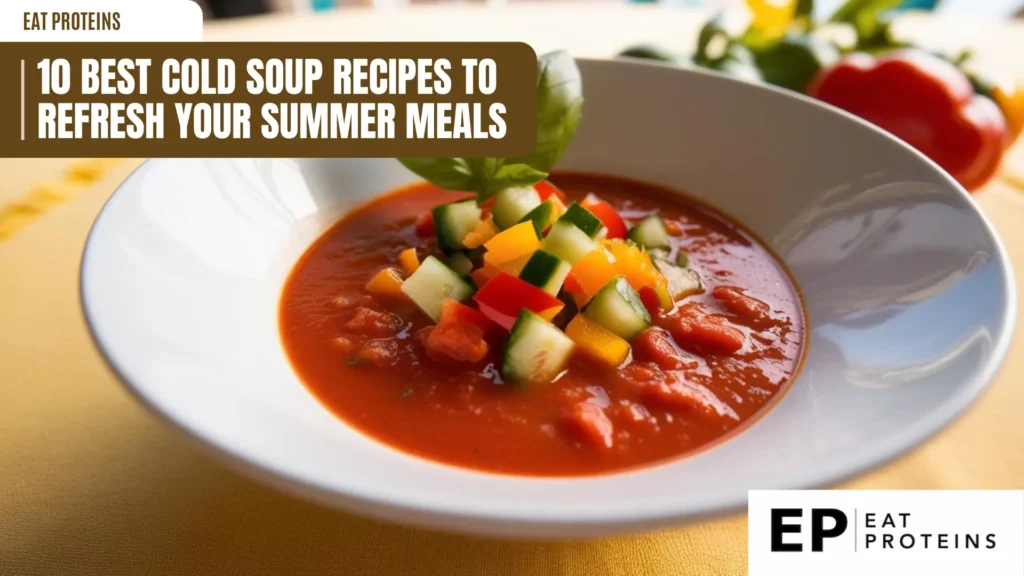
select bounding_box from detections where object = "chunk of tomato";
[581,194,627,240]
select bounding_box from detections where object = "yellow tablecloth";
[3,7,1024,575]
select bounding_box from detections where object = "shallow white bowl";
[81,59,1015,539]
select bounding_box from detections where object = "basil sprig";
[398,50,583,204]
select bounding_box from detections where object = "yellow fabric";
[3,9,1024,576]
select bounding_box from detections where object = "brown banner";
[0,42,537,158]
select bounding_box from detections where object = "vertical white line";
[20,59,25,141]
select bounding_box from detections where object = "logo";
[770,508,848,552]
[749,491,1023,576]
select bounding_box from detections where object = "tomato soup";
[280,173,805,476]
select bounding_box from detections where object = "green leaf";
[618,44,679,63]
[484,163,549,198]
[397,158,475,191]
[829,0,901,41]
[396,50,580,204]
[507,50,584,173]
[793,0,816,31]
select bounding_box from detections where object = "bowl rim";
[79,57,1018,537]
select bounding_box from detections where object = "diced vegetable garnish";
[559,203,607,239]
[534,180,568,202]
[439,297,493,334]
[519,250,572,296]
[565,314,630,367]
[433,199,482,252]
[519,199,564,236]
[583,276,651,340]
[676,251,689,268]
[473,272,564,330]
[398,248,420,276]
[581,194,627,240]
[482,221,541,268]
[365,267,406,300]
[414,211,434,238]
[503,309,575,384]
[492,186,542,230]
[446,251,474,277]
[400,256,475,321]
[627,215,671,251]
[542,220,597,264]
[652,253,703,300]
[462,216,499,249]
[604,239,670,303]
[567,248,618,302]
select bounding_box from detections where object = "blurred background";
[195,0,1024,20]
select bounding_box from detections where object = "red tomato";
[414,211,435,238]
[472,273,564,330]
[582,194,627,239]
[439,298,494,334]
[535,180,568,202]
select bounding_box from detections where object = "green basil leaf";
[397,51,580,203]
[754,34,840,93]
[484,163,549,197]
[397,157,475,191]
[507,50,584,173]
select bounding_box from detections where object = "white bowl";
[81,59,1015,539]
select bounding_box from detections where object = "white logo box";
[749,490,1024,576]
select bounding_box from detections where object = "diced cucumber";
[627,215,671,250]
[542,220,596,265]
[492,187,542,230]
[400,256,475,322]
[653,254,703,300]
[519,250,571,296]
[676,251,689,268]
[502,309,575,385]
[583,276,651,340]
[519,200,559,235]
[446,251,474,276]
[432,199,482,252]
[559,203,606,239]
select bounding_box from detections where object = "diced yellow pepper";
[569,248,618,301]
[398,248,420,276]
[365,267,406,300]
[604,239,668,297]
[463,216,499,249]
[565,315,630,367]
[483,221,540,267]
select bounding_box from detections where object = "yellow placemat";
[2,161,1024,576]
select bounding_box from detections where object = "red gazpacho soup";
[280,173,805,476]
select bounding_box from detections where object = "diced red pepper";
[670,305,745,354]
[472,273,564,330]
[581,194,627,240]
[638,286,665,319]
[535,180,568,202]
[414,211,435,238]
[560,402,614,449]
[633,328,694,370]
[439,298,494,335]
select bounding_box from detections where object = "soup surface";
[280,173,805,476]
